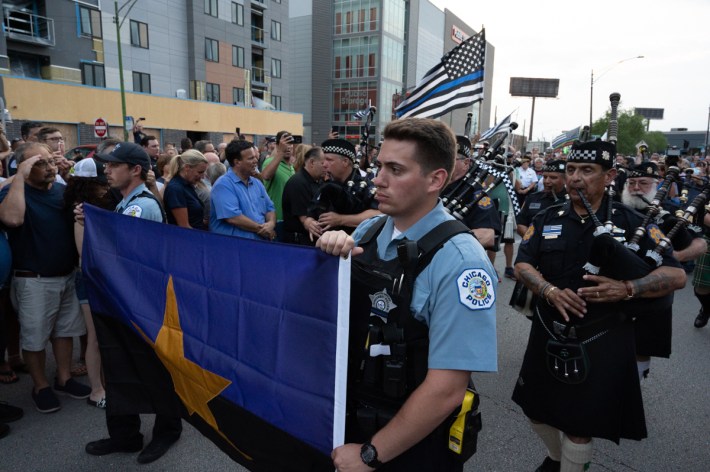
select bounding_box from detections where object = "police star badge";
[369,289,397,320]
[602,151,610,161]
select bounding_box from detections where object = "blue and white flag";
[479,112,513,141]
[352,107,369,120]
[82,205,349,471]
[551,126,583,150]
[395,29,486,119]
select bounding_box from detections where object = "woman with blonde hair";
[292,143,312,173]
[163,149,209,229]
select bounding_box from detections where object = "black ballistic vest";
[348,217,471,414]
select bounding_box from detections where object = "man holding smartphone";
[261,130,296,239]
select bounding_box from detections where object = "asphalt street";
[2,248,709,471]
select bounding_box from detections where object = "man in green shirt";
[261,131,296,235]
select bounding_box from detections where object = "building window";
[79,6,102,39]
[271,95,282,111]
[231,2,244,25]
[81,62,105,88]
[271,58,281,78]
[271,20,281,41]
[273,0,281,3]
[130,20,149,48]
[204,0,218,17]
[233,87,245,105]
[205,38,219,62]
[206,83,220,102]
[232,46,245,68]
[132,71,151,93]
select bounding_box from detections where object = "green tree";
[644,131,668,154]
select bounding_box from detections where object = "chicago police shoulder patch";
[646,224,665,244]
[457,268,496,310]
[522,224,535,244]
[477,195,492,209]
[123,205,143,218]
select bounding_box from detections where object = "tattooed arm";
[515,262,587,321]
[629,266,686,298]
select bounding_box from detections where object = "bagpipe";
[653,183,710,255]
[312,169,377,219]
[441,122,521,222]
[577,93,660,281]
[355,106,378,181]
[312,108,379,219]
[625,162,682,256]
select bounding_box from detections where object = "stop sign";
[94,118,108,138]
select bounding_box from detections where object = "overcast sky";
[431,0,710,142]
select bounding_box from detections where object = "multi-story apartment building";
[289,0,494,144]
[0,0,299,149]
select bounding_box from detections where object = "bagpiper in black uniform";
[621,162,707,379]
[516,159,567,237]
[441,136,501,249]
[512,140,686,472]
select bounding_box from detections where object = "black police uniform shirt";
[516,189,566,228]
[634,208,703,358]
[307,169,378,231]
[516,198,679,296]
[282,167,321,234]
[512,197,681,442]
[442,179,502,235]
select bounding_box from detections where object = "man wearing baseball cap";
[86,142,180,465]
[96,142,165,222]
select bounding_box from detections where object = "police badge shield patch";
[457,269,495,310]
[369,289,397,320]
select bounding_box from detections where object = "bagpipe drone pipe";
[577,94,658,282]
[355,106,378,181]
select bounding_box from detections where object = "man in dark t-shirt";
[0,142,89,414]
[282,147,325,245]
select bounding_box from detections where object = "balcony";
[251,26,268,48]
[251,66,267,85]
[3,8,55,47]
[250,0,267,10]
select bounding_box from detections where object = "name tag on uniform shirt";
[530,202,542,210]
[611,225,627,243]
[542,224,562,239]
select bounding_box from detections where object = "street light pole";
[589,70,594,131]
[114,0,140,142]
[589,55,644,132]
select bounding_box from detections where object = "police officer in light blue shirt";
[351,209,497,372]
[317,118,497,472]
[96,142,165,223]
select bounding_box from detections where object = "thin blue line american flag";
[551,126,583,150]
[395,29,486,120]
[479,112,513,140]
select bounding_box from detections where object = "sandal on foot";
[0,370,18,384]
[87,397,107,409]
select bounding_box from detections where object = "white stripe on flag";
[332,256,351,449]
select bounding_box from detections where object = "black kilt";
[512,306,647,443]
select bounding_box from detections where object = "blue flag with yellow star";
[82,205,349,471]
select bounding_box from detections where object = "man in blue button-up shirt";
[210,140,276,240]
